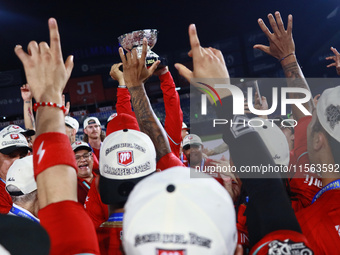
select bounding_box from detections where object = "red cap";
[106,113,140,136]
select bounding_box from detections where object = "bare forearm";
[128,85,171,161]
[23,100,36,142]
[281,55,314,120]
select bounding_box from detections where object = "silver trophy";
[118,29,166,68]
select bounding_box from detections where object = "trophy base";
[146,56,168,70]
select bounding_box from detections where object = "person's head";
[182,134,203,166]
[72,141,93,179]
[0,130,31,179]
[83,117,102,141]
[99,129,156,208]
[123,167,239,255]
[274,117,295,151]
[3,125,35,149]
[6,155,38,217]
[307,86,340,168]
[65,116,79,144]
[181,122,190,140]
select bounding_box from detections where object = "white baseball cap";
[317,86,340,143]
[182,122,190,130]
[123,166,237,255]
[99,129,156,205]
[65,116,79,133]
[83,117,101,129]
[0,130,31,155]
[71,141,92,152]
[251,117,290,166]
[182,134,203,149]
[1,124,35,137]
[6,156,36,196]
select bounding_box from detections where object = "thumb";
[65,55,74,78]
[174,63,193,82]
[253,44,271,55]
[148,60,160,75]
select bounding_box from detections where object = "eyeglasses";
[75,152,92,161]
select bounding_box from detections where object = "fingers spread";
[274,11,285,33]
[331,47,340,56]
[268,13,280,35]
[327,63,336,68]
[257,18,272,37]
[140,38,147,61]
[253,44,270,55]
[148,60,160,74]
[287,14,293,35]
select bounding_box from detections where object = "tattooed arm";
[254,12,314,121]
[118,39,170,161]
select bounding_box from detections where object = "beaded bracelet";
[279,53,295,63]
[33,102,67,114]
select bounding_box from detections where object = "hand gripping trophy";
[118,29,167,69]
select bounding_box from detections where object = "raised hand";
[118,38,159,88]
[254,12,295,60]
[20,83,33,101]
[326,47,340,75]
[14,18,74,104]
[62,94,70,116]
[109,63,125,84]
[175,24,229,80]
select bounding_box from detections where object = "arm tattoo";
[129,86,171,161]
[28,107,36,129]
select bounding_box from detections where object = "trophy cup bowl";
[118,29,167,68]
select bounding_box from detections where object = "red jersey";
[160,71,183,158]
[0,178,12,214]
[39,200,100,255]
[237,204,250,249]
[297,189,340,254]
[96,213,123,255]
[156,152,185,170]
[77,172,96,205]
[288,116,322,212]
[250,230,313,254]
[93,147,100,162]
[84,176,109,229]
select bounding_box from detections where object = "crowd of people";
[0,11,339,255]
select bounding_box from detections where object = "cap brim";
[21,129,35,137]
[99,172,154,206]
[73,145,92,152]
[0,145,31,155]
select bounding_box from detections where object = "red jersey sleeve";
[39,200,100,255]
[0,181,12,214]
[116,87,133,114]
[84,176,109,229]
[159,71,183,158]
[156,152,185,171]
[288,116,322,212]
[250,230,313,255]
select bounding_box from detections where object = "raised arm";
[15,18,99,254]
[110,62,134,115]
[154,66,183,157]
[20,84,36,139]
[254,12,314,121]
[119,39,173,162]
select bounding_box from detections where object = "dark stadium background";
[0,0,339,137]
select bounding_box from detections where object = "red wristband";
[33,132,77,179]
[33,102,67,114]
